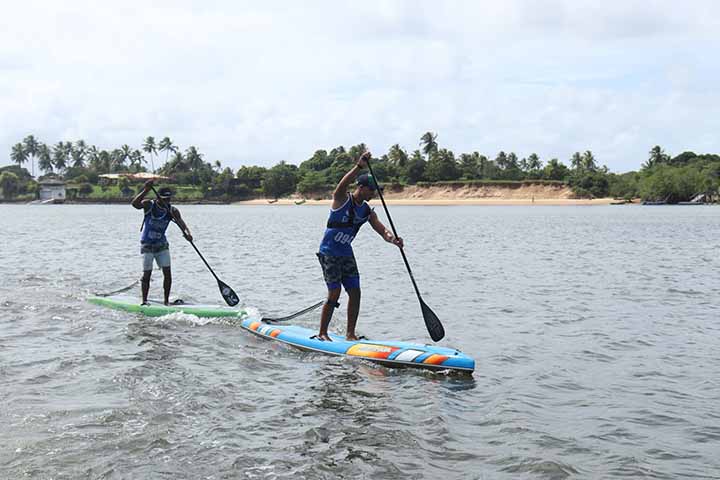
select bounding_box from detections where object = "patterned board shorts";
[317,252,360,291]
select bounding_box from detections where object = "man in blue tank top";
[316,151,403,341]
[132,180,193,306]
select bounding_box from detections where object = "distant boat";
[678,193,708,205]
[642,195,670,205]
[294,199,306,205]
[267,199,278,204]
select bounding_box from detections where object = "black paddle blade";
[217,279,240,306]
[420,298,445,342]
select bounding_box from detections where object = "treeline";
[607,147,720,202]
[3,133,719,202]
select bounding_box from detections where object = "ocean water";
[1,204,719,479]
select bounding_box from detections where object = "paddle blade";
[217,279,240,306]
[420,299,445,342]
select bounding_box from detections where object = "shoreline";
[235,198,619,206]
[1,197,625,206]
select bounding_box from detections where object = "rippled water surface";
[1,204,719,479]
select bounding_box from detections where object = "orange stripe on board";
[270,329,281,338]
[346,344,400,359]
[423,354,449,365]
[249,321,261,331]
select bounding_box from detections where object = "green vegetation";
[5,133,720,203]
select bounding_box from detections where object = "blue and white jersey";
[140,200,173,245]
[318,194,372,257]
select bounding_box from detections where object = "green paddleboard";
[88,294,246,318]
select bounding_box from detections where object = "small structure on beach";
[38,180,66,203]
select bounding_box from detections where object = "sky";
[1,0,719,173]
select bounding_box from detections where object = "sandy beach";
[235,184,618,206]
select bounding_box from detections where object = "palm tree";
[142,136,157,172]
[63,141,74,159]
[110,149,125,172]
[527,153,542,171]
[495,151,508,170]
[98,150,112,173]
[420,132,438,157]
[519,157,529,173]
[214,160,222,172]
[459,153,479,179]
[52,142,67,173]
[582,150,597,171]
[38,144,53,175]
[71,140,87,168]
[478,154,489,179]
[23,135,39,177]
[644,145,668,169]
[185,146,203,169]
[388,144,408,168]
[185,146,204,184]
[119,145,132,170]
[129,149,146,172]
[86,145,100,171]
[185,146,203,184]
[158,137,176,169]
[10,143,27,169]
[167,151,186,172]
[570,152,583,170]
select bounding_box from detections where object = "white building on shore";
[38,180,66,203]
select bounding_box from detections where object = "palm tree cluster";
[8,132,717,202]
[9,135,187,178]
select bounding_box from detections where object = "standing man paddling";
[131,180,193,305]
[316,151,403,341]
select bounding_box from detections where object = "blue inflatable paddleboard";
[240,318,474,374]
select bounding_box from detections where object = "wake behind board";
[240,318,475,374]
[88,294,246,318]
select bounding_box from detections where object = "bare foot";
[346,334,359,341]
[319,333,333,342]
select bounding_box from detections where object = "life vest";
[318,194,372,257]
[140,200,173,245]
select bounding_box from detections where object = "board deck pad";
[241,318,475,373]
[88,294,246,318]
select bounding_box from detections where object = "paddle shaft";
[364,160,423,299]
[187,239,223,284]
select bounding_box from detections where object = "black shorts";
[317,253,360,290]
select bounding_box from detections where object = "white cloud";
[1,0,718,172]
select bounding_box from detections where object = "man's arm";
[131,180,153,210]
[331,151,371,209]
[170,208,193,242]
[368,211,404,248]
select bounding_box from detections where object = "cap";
[356,173,383,191]
[157,186,173,198]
